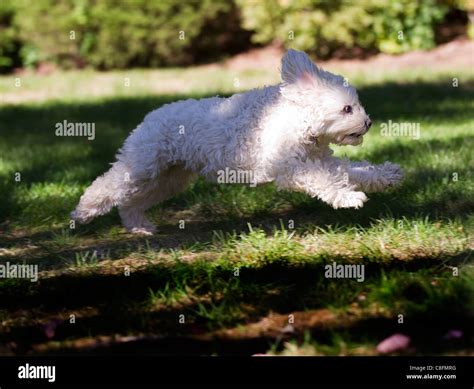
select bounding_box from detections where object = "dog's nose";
[365,119,372,129]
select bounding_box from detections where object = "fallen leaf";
[443,329,463,340]
[376,333,411,354]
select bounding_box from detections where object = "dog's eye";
[343,105,352,114]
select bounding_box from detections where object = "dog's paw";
[129,226,156,236]
[380,162,403,188]
[126,220,157,235]
[334,191,368,209]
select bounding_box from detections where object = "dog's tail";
[71,162,129,224]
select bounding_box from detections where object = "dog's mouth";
[340,131,365,145]
[347,132,363,138]
[339,125,369,145]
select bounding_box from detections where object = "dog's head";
[280,49,371,146]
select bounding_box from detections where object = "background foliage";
[0,0,470,72]
[238,0,449,57]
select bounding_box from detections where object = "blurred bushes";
[11,0,247,70]
[0,0,21,70]
[237,0,449,57]
[0,0,468,73]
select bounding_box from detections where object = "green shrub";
[14,0,243,69]
[85,0,237,68]
[13,0,90,69]
[237,0,448,57]
[0,0,20,72]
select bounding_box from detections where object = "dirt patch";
[222,39,474,72]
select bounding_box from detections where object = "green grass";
[0,64,473,355]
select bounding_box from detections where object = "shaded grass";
[0,251,471,354]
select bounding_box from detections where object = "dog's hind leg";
[117,180,161,235]
[118,165,197,235]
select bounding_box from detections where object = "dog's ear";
[280,49,321,88]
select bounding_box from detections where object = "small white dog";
[72,49,402,234]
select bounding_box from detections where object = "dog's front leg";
[346,161,403,193]
[275,159,368,209]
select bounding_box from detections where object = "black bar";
[0,356,471,387]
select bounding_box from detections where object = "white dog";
[72,49,402,234]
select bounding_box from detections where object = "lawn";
[0,64,473,356]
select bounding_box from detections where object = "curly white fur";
[72,49,403,234]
